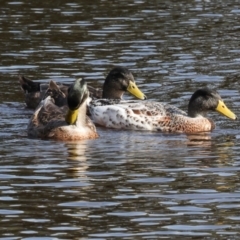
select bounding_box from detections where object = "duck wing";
[89,100,187,131]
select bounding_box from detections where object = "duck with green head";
[28,78,98,141]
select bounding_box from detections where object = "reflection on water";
[186,132,212,147]
[1,0,240,239]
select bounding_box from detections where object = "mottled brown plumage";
[89,88,236,134]
[28,78,98,141]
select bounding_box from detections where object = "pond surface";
[1,0,240,239]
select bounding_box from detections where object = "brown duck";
[88,88,237,133]
[28,78,99,141]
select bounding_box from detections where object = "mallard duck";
[27,78,99,141]
[19,66,146,109]
[88,88,237,133]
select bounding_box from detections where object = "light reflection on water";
[1,0,240,239]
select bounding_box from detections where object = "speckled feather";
[89,99,215,133]
[28,80,99,141]
[28,96,98,140]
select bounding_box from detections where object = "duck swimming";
[27,78,99,141]
[88,88,237,133]
[19,66,146,109]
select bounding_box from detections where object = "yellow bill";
[216,100,237,120]
[127,81,147,100]
[65,109,79,125]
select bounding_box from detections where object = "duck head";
[102,66,146,100]
[65,78,89,125]
[188,88,237,120]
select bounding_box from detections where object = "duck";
[19,66,146,109]
[27,78,99,141]
[88,88,237,133]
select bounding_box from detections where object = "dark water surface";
[1,0,240,239]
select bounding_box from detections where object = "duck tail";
[18,75,41,93]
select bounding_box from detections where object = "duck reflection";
[186,132,212,146]
[65,141,89,179]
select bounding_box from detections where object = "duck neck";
[76,100,88,126]
[188,104,207,118]
[102,85,123,99]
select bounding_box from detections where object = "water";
[1,0,240,239]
